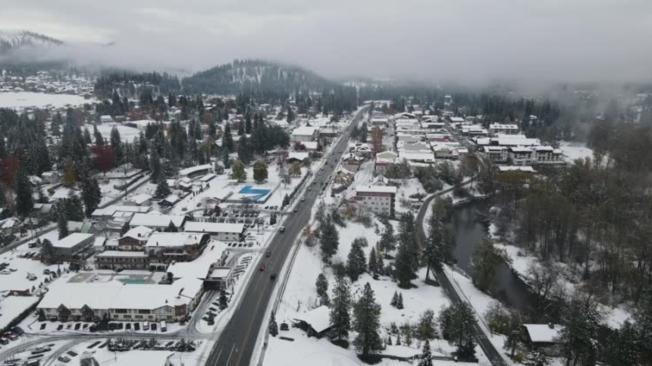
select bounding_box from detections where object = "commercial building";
[184,221,245,242]
[354,185,397,216]
[52,233,95,261]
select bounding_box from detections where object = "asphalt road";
[414,184,506,366]
[204,107,368,366]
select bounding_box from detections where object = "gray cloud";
[2,0,652,85]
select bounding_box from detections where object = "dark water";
[451,201,535,314]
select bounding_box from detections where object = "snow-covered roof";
[96,250,148,258]
[121,226,154,240]
[130,213,186,228]
[145,232,205,248]
[0,296,40,331]
[291,126,319,137]
[184,221,245,234]
[54,233,93,249]
[179,164,212,177]
[498,165,536,173]
[128,193,152,205]
[523,324,563,343]
[288,152,310,161]
[293,305,332,333]
[355,185,398,194]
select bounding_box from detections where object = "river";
[450,201,535,314]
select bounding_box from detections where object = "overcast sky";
[2,0,652,85]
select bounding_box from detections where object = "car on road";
[301,197,305,202]
[279,226,285,232]
[270,273,277,281]
[259,264,266,272]
[265,249,271,257]
[293,208,298,213]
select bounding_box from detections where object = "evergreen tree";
[149,149,162,183]
[237,121,245,136]
[320,218,339,263]
[231,160,247,182]
[368,247,378,275]
[40,239,54,264]
[14,168,33,217]
[390,291,399,308]
[57,212,68,239]
[424,220,446,282]
[396,293,404,309]
[330,274,352,341]
[379,218,396,252]
[63,197,84,221]
[416,310,436,340]
[560,296,601,366]
[316,273,329,305]
[165,221,178,232]
[223,123,234,152]
[222,148,231,169]
[253,160,268,183]
[155,179,171,198]
[399,212,419,271]
[604,321,640,366]
[245,112,252,134]
[347,240,367,281]
[418,340,433,366]
[353,283,382,357]
[472,240,506,292]
[110,126,123,164]
[81,177,102,217]
[83,128,92,145]
[238,134,252,164]
[395,235,416,288]
[439,303,476,361]
[269,311,279,337]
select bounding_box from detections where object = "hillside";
[0,30,63,55]
[182,59,339,97]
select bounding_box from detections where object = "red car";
[259,264,266,272]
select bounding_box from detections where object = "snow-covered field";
[559,141,593,162]
[95,123,141,143]
[0,91,90,108]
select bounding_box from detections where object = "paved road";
[414,183,507,366]
[204,107,368,366]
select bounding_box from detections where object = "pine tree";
[399,212,419,271]
[379,218,395,252]
[418,340,433,366]
[316,273,329,305]
[253,160,268,183]
[416,310,436,340]
[368,247,378,275]
[223,123,234,152]
[424,221,445,282]
[395,236,416,288]
[347,240,367,281]
[269,311,279,337]
[439,303,476,360]
[57,212,68,239]
[110,126,123,164]
[155,179,171,198]
[320,218,339,263]
[397,293,404,309]
[14,168,33,217]
[81,178,101,217]
[353,283,382,357]
[63,197,84,221]
[238,134,252,164]
[222,148,231,169]
[390,291,399,308]
[149,149,162,183]
[231,160,247,182]
[330,274,351,341]
[40,239,54,264]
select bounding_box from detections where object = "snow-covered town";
[1,4,652,366]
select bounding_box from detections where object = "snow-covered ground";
[0,91,89,108]
[558,141,593,162]
[94,122,141,143]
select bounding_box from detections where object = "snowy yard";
[0,91,90,108]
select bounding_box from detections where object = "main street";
[204,106,368,366]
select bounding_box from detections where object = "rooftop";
[54,233,94,249]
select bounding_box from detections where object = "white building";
[184,221,245,242]
[291,126,319,142]
[354,185,398,216]
[129,213,186,231]
[489,123,520,135]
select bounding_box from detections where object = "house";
[125,193,152,206]
[178,164,213,179]
[129,213,186,231]
[291,126,319,142]
[354,185,397,216]
[145,232,209,263]
[489,123,520,135]
[293,305,332,338]
[374,151,399,174]
[184,221,245,242]
[117,226,153,251]
[522,323,564,355]
[95,251,149,270]
[52,233,95,261]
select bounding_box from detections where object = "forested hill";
[182,59,340,98]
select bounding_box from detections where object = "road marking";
[214,348,223,363]
[226,344,236,365]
